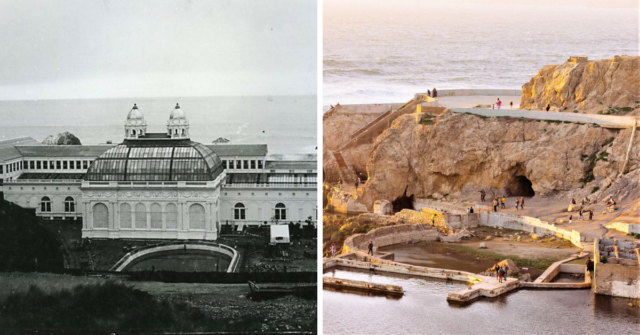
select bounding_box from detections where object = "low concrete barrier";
[323,276,404,295]
[342,223,441,257]
[452,108,636,127]
[436,89,522,97]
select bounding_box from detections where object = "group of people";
[493,98,514,109]
[481,190,525,212]
[427,88,437,98]
[493,263,510,283]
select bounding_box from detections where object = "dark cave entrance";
[507,175,535,197]
[392,185,414,213]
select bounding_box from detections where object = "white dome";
[126,103,144,120]
[169,103,186,119]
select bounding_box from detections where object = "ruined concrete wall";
[594,238,640,299]
[478,211,584,248]
[606,222,640,235]
[343,223,440,255]
[444,213,479,232]
[414,198,486,215]
[328,189,368,214]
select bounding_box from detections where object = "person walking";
[586,257,594,277]
[579,208,584,221]
[367,241,374,256]
[510,101,513,109]
[501,196,506,209]
[479,189,486,202]
[331,243,337,257]
[520,197,525,210]
[496,98,502,109]
[546,104,551,112]
[431,214,436,225]
[515,198,519,210]
[494,264,500,278]
[493,197,498,212]
[569,214,573,224]
[589,210,593,220]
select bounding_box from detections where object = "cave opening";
[507,175,535,197]
[392,185,414,213]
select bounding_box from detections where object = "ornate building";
[0,104,317,241]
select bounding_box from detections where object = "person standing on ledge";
[367,241,374,255]
[546,104,551,112]
[501,196,506,209]
[520,197,525,210]
[432,87,437,98]
[496,98,502,109]
[479,189,486,202]
[510,101,513,109]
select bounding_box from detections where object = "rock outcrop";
[521,56,640,112]
[42,131,82,145]
[354,113,638,209]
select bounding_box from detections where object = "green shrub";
[591,186,600,194]
[600,255,607,263]
[573,110,578,113]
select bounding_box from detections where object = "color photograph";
[322,1,640,334]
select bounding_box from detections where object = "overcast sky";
[0,0,317,100]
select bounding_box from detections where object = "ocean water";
[324,1,639,105]
[0,95,317,158]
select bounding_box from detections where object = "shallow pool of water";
[323,268,640,334]
[124,250,231,272]
[379,243,543,279]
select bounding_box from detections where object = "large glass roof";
[85,140,224,181]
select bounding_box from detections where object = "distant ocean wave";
[324,67,383,75]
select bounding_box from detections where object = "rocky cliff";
[355,113,638,209]
[521,56,640,112]
[42,131,82,145]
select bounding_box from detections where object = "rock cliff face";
[521,56,640,112]
[42,132,82,145]
[356,113,638,209]
[323,109,381,181]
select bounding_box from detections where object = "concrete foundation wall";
[343,223,440,255]
[414,198,484,215]
[606,221,640,234]
[479,212,583,248]
[594,238,640,298]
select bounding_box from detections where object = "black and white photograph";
[0,1,318,333]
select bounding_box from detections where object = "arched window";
[41,197,51,212]
[275,203,286,221]
[132,129,136,135]
[166,203,178,229]
[174,129,178,135]
[93,203,109,228]
[150,203,162,229]
[120,203,132,228]
[182,129,186,136]
[135,203,147,229]
[189,203,205,230]
[64,196,75,212]
[234,203,246,220]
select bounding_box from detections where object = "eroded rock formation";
[42,131,82,145]
[355,113,638,209]
[521,56,640,112]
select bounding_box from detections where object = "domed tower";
[124,103,147,139]
[167,103,190,138]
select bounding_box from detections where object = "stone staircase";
[332,151,358,184]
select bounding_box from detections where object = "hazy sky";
[0,0,317,100]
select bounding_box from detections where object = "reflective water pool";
[323,268,640,334]
[124,250,231,272]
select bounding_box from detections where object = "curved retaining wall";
[452,108,636,126]
[343,223,441,257]
[111,242,240,273]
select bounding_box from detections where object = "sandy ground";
[457,193,629,240]
[437,95,521,109]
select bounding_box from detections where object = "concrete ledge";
[520,281,591,289]
[323,277,404,295]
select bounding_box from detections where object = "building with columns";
[0,104,317,241]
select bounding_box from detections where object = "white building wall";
[3,180,83,219]
[219,186,317,227]
[81,180,222,240]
